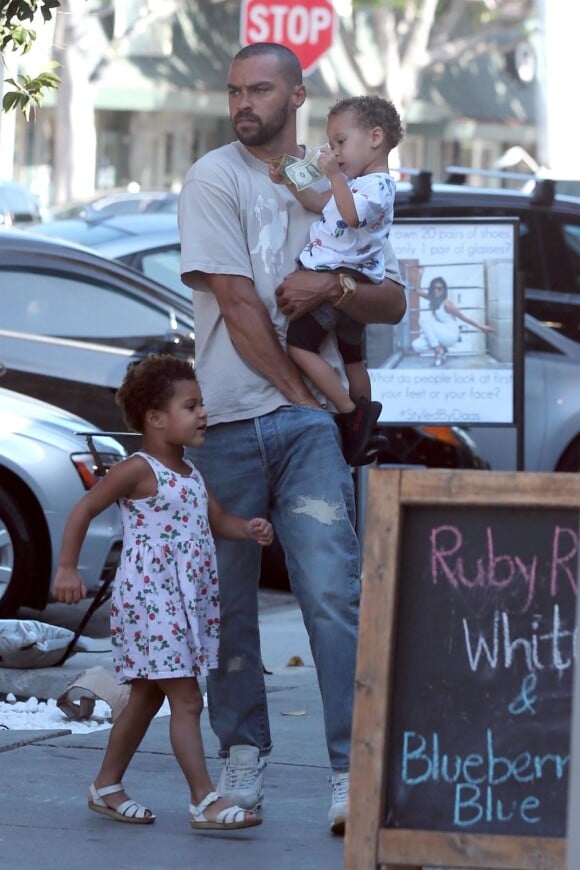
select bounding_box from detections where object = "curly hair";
[327,95,405,152]
[116,354,197,433]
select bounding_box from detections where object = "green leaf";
[2,91,22,113]
[1,67,61,118]
[40,0,62,23]
[33,71,60,88]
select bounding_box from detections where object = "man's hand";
[275,269,337,320]
[268,163,288,186]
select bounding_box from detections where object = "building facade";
[1,1,539,208]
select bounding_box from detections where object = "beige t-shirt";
[179,141,402,425]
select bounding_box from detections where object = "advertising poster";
[367,218,519,426]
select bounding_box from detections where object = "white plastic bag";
[0,620,74,669]
[57,666,130,721]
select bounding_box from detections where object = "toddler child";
[271,95,404,465]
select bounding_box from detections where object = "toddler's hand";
[52,567,88,604]
[318,148,341,178]
[247,517,274,547]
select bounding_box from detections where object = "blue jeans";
[186,405,360,771]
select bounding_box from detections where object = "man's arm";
[276,269,407,325]
[181,270,319,407]
[276,229,406,326]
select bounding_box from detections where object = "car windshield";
[0,187,34,211]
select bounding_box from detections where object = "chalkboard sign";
[345,469,580,870]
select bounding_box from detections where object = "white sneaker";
[328,771,349,835]
[217,745,266,812]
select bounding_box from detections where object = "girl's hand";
[247,517,274,547]
[481,324,495,333]
[52,567,88,604]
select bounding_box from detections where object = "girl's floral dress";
[110,452,220,683]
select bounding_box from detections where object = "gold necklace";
[260,146,305,165]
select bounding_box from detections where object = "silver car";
[0,228,195,434]
[27,212,184,296]
[49,190,178,221]
[0,387,125,617]
[468,314,580,471]
[0,180,44,227]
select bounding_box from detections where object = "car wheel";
[0,488,34,617]
[556,439,580,473]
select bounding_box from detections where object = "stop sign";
[240,0,337,77]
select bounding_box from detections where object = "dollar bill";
[277,153,301,173]
[284,146,326,191]
[285,159,323,191]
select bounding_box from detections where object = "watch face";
[341,274,357,292]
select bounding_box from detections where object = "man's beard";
[232,103,291,147]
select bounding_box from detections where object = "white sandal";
[189,791,261,830]
[88,782,155,825]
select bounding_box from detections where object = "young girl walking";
[52,354,273,831]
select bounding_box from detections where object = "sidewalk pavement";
[0,594,345,870]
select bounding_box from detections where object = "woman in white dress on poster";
[412,276,494,366]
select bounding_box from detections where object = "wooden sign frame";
[345,468,580,870]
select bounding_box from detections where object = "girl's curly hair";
[116,354,197,432]
[327,95,405,152]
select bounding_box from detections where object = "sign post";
[240,0,337,76]
[345,468,579,869]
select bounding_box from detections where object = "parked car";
[0,180,44,227]
[0,387,125,617]
[394,170,580,344]
[466,313,580,472]
[48,189,178,221]
[27,212,184,296]
[0,228,196,436]
[522,314,580,471]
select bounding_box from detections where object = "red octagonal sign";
[240,0,337,77]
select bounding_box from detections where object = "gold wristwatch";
[333,273,357,308]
